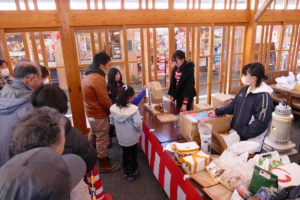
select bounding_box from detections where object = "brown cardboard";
[148,81,163,104]
[193,103,215,111]
[212,93,235,109]
[179,109,232,143]
[203,184,233,200]
[191,171,219,188]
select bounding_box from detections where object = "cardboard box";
[212,93,235,109]
[269,162,300,191]
[179,109,232,144]
[193,103,215,111]
[148,81,163,104]
[174,142,200,161]
[181,151,210,175]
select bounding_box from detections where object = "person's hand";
[170,96,174,102]
[207,110,216,117]
[180,104,187,112]
[143,85,148,90]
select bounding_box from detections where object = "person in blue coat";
[209,63,274,150]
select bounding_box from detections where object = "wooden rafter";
[254,0,274,22]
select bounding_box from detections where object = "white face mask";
[241,76,251,86]
[43,79,50,84]
[0,68,10,77]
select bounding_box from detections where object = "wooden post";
[186,27,190,60]
[94,0,98,9]
[22,33,30,60]
[146,28,152,82]
[97,31,103,51]
[287,25,295,71]
[0,29,13,75]
[207,24,214,104]
[15,0,21,10]
[105,30,110,55]
[244,9,257,64]
[90,31,96,56]
[140,28,146,86]
[39,32,49,69]
[102,0,106,9]
[224,26,231,93]
[195,27,200,103]
[219,26,225,92]
[55,0,88,134]
[24,0,29,10]
[259,25,265,62]
[153,28,158,81]
[87,0,91,9]
[276,23,284,70]
[122,28,130,84]
[228,26,235,94]
[33,0,38,10]
[30,32,40,64]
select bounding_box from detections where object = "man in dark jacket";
[0,60,42,166]
[168,50,196,112]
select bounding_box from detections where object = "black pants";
[109,124,115,138]
[176,98,194,113]
[122,144,138,171]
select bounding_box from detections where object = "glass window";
[199,57,208,83]
[280,51,288,70]
[156,28,169,88]
[215,0,224,9]
[200,26,210,56]
[75,31,93,65]
[43,32,64,67]
[214,26,222,55]
[232,54,242,79]
[201,0,211,9]
[175,27,187,52]
[287,0,296,9]
[255,25,262,52]
[5,33,26,66]
[296,52,300,72]
[70,0,87,9]
[269,51,277,72]
[109,30,122,61]
[38,0,56,10]
[156,0,168,8]
[174,0,187,9]
[28,0,35,10]
[282,25,293,50]
[199,85,207,103]
[231,81,240,92]
[129,63,143,91]
[0,44,3,60]
[236,0,247,9]
[0,0,17,10]
[127,29,141,61]
[271,25,282,51]
[275,0,284,9]
[234,26,245,53]
[125,0,139,9]
[212,84,220,94]
[213,56,221,82]
[106,0,121,9]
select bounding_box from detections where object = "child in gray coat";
[109,85,142,182]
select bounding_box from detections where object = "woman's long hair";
[107,68,124,97]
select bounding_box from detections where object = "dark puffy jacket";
[168,61,196,108]
[215,82,274,140]
[64,117,97,172]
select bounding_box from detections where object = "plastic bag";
[227,141,260,156]
[198,121,212,154]
[221,129,240,147]
[252,151,290,171]
[275,72,296,90]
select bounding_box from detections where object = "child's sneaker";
[123,168,129,178]
[127,169,139,182]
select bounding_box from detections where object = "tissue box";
[182,151,210,175]
[269,162,300,191]
[179,109,232,143]
[174,142,200,161]
[212,93,235,109]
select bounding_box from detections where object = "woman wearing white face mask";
[208,63,274,151]
[0,60,13,91]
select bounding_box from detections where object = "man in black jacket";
[168,50,196,112]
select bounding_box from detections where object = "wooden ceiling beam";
[254,0,274,22]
